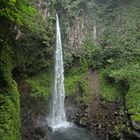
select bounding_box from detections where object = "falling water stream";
[47,14,69,130]
[47,14,100,140]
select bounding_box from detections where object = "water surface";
[48,125,100,140]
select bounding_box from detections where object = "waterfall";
[47,14,69,130]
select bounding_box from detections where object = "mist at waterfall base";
[48,125,99,140]
[47,14,99,140]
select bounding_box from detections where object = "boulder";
[132,120,140,131]
[132,130,140,139]
[79,118,87,126]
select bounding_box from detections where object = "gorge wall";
[1,0,139,140]
[31,0,140,139]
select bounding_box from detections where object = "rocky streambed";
[66,97,140,140]
[20,81,140,140]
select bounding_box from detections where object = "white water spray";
[47,14,69,130]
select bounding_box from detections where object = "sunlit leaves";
[0,7,22,24]
[0,0,36,25]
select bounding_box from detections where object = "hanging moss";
[0,41,20,140]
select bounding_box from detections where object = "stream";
[48,125,100,140]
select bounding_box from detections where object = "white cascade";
[47,14,69,130]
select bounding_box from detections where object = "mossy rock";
[0,42,20,140]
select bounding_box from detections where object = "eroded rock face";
[34,0,51,20]
[66,16,87,49]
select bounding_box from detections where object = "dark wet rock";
[23,127,47,140]
[132,130,140,140]
[132,120,140,131]
[34,127,47,139]
[48,126,53,131]
[114,111,119,115]
[79,119,85,126]
[73,96,130,139]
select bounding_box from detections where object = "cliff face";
[19,0,140,139]
[48,0,139,52]
[32,0,139,55]
[57,0,98,49]
[35,0,97,49]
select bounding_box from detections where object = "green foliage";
[26,72,52,100]
[88,1,140,125]
[65,74,81,96]
[65,64,87,95]
[0,1,54,137]
[0,0,21,23]
[0,0,36,25]
[61,0,140,110]
[0,0,139,138]
[52,0,87,17]
[65,62,91,103]
[131,115,140,123]
[126,79,140,123]
[25,62,90,103]
[115,124,126,138]
[0,81,20,140]
[12,8,54,76]
[99,70,119,102]
[13,23,54,76]
[0,1,51,140]
[108,63,140,118]
[109,63,140,81]
[63,51,75,68]
[0,42,20,140]
[82,40,99,67]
